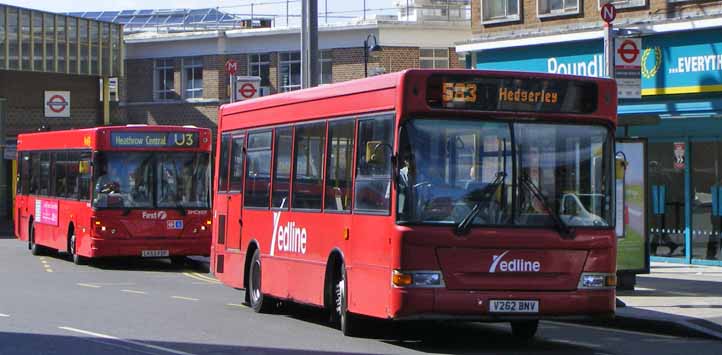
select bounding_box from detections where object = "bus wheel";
[70,234,85,265]
[29,223,43,256]
[510,320,538,340]
[248,249,274,313]
[335,262,361,337]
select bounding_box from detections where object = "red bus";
[15,125,213,265]
[212,69,617,338]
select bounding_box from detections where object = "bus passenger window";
[272,127,292,209]
[19,153,30,195]
[354,116,393,213]
[325,120,354,212]
[229,135,245,191]
[244,131,272,208]
[39,152,50,196]
[217,134,231,192]
[54,152,68,198]
[78,153,92,201]
[29,152,40,195]
[293,122,326,210]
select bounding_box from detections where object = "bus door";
[225,134,246,250]
[16,152,30,240]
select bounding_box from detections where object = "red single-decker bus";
[15,125,213,265]
[212,69,618,338]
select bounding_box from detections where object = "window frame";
[182,56,204,100]
[324,117,356,214]
[271,125,294,210]
[243,129,273,209]
[278,51,301,92]
[248,53,271,90]
[597,0,646,10]
[538,0,580,18]
[153,58,175,101]
[291,121,327,212]
[353,113,395,216]
[419,48,450,69]
[481,0,521,25]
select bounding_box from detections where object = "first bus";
[212,69,618,338]
[15,125,213,265]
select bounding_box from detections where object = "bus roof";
[17,125,212,152]
[219,69,617,131]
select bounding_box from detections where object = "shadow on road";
[34,249,210,274]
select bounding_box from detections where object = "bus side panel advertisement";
[35,200,59,226]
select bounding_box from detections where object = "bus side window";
[39,152,50,196]
[217,134,231,192]
[272,127,292,209]
[229,135,245,192]
[325,119,354,212]
[354,115,394,213]
[19,153,30,195]
[244,131,272,208]
[292,122,326,211]
[29,152,40,195]
[54,152,68,198]
[78,152,92,201]
[65,152,80,200]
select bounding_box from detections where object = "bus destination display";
[428,75,598,114]
[110,132,199,148]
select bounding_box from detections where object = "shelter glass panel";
[648,142,686,258]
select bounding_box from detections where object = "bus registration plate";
[489,300,539,313]
[142,250,170,258]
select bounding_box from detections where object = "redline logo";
[489,250,541,273]
[142,211,167,220]
[270,212,307,256]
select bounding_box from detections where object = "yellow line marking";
[40,257,46,260]
[191,273,219,282]
[41,260,48,264]
[171,296,199,301]
[121,289,147,295]
[45,269,54,273]
[77,283,102,288]
[183,272,220,284]
[59,326,199,355]
[226,303,247,308]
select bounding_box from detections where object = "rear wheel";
[248,249,274,313]
[511,320,538,340]
[69,234,85,265]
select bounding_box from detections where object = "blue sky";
[3,0,396,21]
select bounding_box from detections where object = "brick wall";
[126,59,154,102]
[125,102,218,129]
[472,0,722,35]
[0,71,100,137]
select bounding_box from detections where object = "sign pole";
[604,22,615,79]
[103,75,110,125]
[230,74,235,103]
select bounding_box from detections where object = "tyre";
[170,256,187,266]
[511,320,538,340]
[248,249,274,313]
[69,234,85,265]
[335,262,361,337]
[29,223,43,256]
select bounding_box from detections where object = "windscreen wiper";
[455,172,506,236]
[519,174,573,239]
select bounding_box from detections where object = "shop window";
[598,0,645,10]
[420,48,449,69]
[538,0,579,17]
[482,0,520,24]
[249,53,271,94]
[279,51,301,92]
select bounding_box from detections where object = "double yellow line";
[40,257,53,273]
[183,272,220,284]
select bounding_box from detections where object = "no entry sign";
[44,91,71,118]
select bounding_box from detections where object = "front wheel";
[335,262,361,336]
[29,224,43,256]
[248,249,274,313]
[69,234,85,265]
[511,320,538,340]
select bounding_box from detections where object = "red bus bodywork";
[212,70,617,325]
[15,125,213,260]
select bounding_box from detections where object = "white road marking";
[545,321,678,339]
[226,303,247,308]
[121,289,147,295]
[58,326,198,355]
[171,296,199,301]
[77,283,102,288]
[0,313,9,317]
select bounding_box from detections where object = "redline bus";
[15,125,213,265]
[212,69,618,338]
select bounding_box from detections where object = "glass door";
[691,141,721,261]
[648,142,685,258]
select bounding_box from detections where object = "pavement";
[614,261,722,340]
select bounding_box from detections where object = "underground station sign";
[44,91,71,118]
[110,132,199,148]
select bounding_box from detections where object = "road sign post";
[601,3,617,79]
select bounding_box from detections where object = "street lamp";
[363,33,382,78]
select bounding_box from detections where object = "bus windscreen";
[426,75,599,114]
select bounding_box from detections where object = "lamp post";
[363,33,382,78]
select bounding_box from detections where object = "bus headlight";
[578,273,616,289]
[392,270,445,288]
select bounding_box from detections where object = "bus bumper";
[81,237,211,258]
[389,288,615,321]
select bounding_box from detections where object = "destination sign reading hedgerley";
[110,132,199,148]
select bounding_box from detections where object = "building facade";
[0,4,124,225]
[459,0,722,266]
[120,5,470,129]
